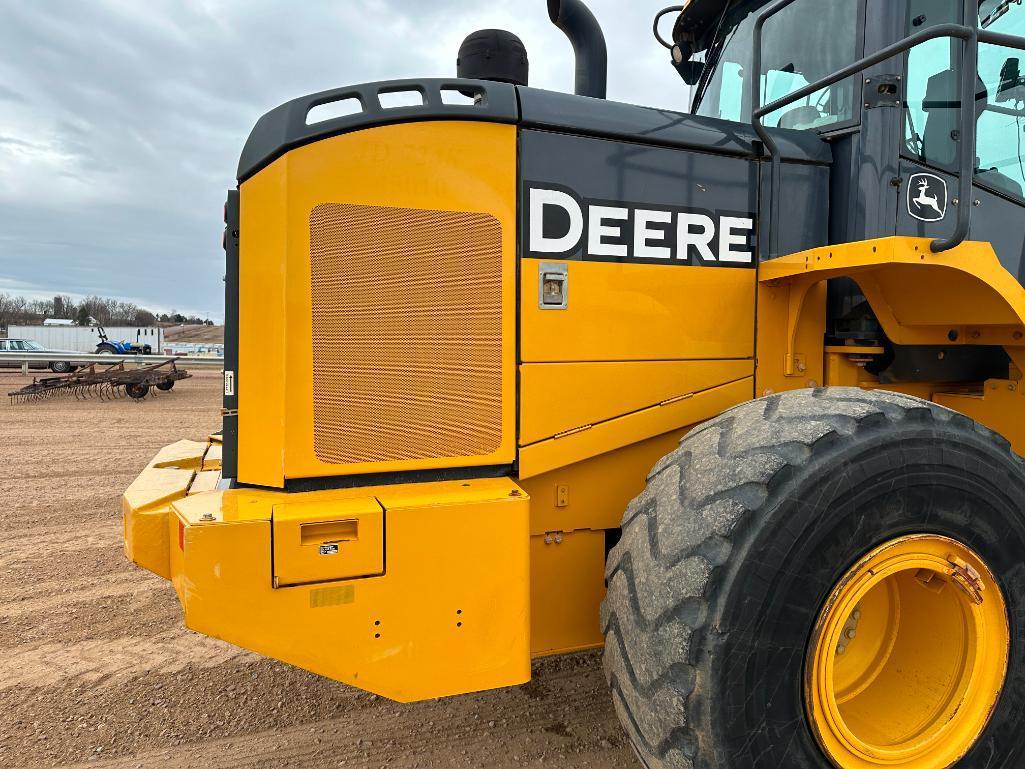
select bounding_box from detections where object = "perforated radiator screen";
[309,203,504,466]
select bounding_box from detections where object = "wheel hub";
[805,535,1009,768]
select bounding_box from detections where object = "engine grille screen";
[309,203,504,466]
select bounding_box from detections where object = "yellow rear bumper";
[122,441,531,702]
[123,438,221,579]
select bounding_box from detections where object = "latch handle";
[301,519,359,546]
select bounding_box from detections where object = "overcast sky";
[0,1,690,322]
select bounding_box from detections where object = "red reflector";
[178,520,185,551]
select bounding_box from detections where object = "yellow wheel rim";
[806,535,1009,768]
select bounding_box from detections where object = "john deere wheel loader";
[123,0,1025,765]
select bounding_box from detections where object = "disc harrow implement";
[8,359,191,404]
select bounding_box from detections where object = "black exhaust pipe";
[547,0,607,99]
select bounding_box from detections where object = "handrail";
[747,0,1025,255]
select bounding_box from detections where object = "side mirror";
[673,60,705,85]
[997,57,1025,103]
[671,44,704,86]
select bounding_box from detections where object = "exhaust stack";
[547,0,608,99]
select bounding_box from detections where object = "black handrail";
[747,0,1025,255]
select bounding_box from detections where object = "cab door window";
[693,0,860,129]
[976,2,1025,197]
[904,0,1025,198]
[757,0,860,129]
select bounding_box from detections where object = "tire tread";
[600,387,1024,768]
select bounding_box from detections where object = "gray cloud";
[0,84,26,103]
[0,0,689,321]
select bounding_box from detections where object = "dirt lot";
[163,324,224,344]
[0,370,636,769]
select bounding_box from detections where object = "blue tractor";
[92,321,152,356]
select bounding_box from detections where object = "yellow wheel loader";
[123,0,1025,766]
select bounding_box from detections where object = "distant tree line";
[0,293,213,329]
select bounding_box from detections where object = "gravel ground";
[0,369,636,769]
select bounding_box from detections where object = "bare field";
[163,324,224,344]
[0,370,636,769]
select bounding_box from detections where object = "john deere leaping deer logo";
[907,173,948,222]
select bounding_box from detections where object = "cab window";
[693,0,860,130]
[904,0,1025,198]
[977,2,1025,197]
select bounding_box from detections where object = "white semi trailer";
[5,325,163,354]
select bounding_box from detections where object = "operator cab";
[663,0,1025,380]
[671,0,1025,245]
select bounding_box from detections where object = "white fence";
[163,342,224,357]
[6,325,164,354]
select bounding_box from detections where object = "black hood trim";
[237,78,520,182]
[237,78,833,183]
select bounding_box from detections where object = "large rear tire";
[602,388,1025,769]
